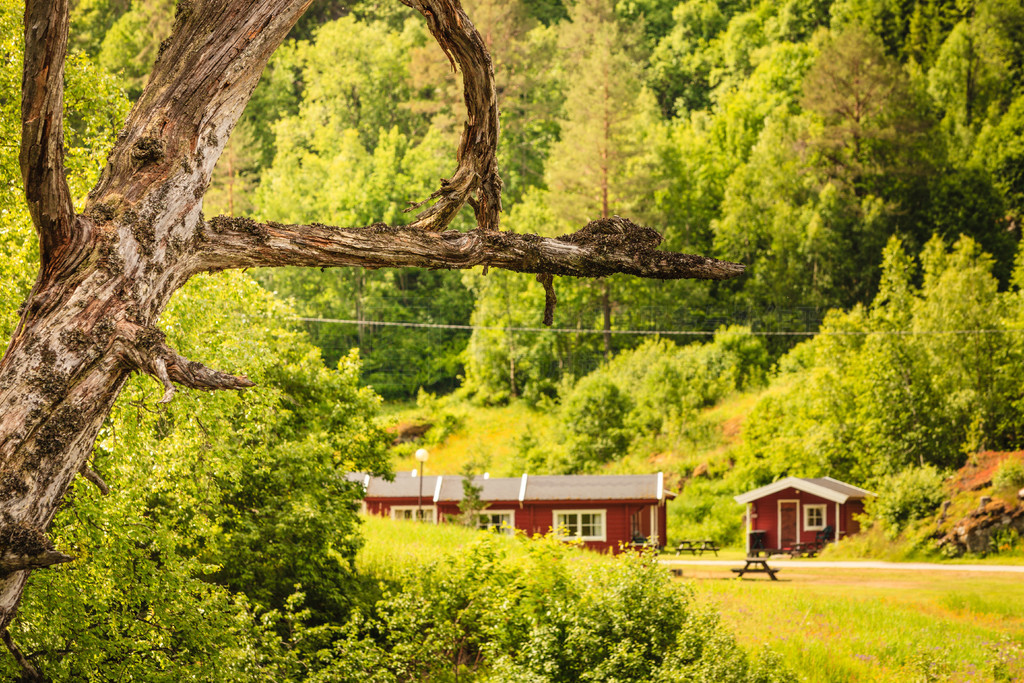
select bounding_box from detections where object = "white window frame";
[391,505,437,524]
[803,504,826,531]
[553,509,607,542]
[477,510,516,535]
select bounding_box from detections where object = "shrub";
[869,466,947,539]
[316,533,795,682]
[993,458,1024,491]
[558,375,634,472]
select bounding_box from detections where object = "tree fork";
[0,0,743,659]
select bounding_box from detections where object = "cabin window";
[391,506,436,523]
[478,511,515,535]
[803,504,826,531]
[553,510,606,542]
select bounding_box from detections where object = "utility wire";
[293,316,1022,337]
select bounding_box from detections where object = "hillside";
[382,385,767,545]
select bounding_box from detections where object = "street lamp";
[415,448,429,522]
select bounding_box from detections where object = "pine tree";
[545,0,656,357]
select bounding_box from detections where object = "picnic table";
[749,542,819,558]
[675,539,720,556]
[731,557,781,580]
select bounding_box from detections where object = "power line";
[293,317,1022,337]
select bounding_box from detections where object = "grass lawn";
[386,401,561,477]
[359,518,1024,681]
[685,564,1024,682]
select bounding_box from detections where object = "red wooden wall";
[747,486,864,548]
[365,497,668,553]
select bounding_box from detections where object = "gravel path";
[659,559,1024,573]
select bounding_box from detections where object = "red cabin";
[358,472,674,553]
[734,477,874,554]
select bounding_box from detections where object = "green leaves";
[743,235,1024,485]
[4,272,393,679]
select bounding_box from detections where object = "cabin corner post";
[745,503,752,556]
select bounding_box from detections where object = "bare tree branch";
[193,216,744,282]
[114,323,254,403]
[79,465,110,496]
[2,630,48,682]
[20,0,79,282]
[400,0,501,232]
[87,0,313,213]
[0,522,73,576]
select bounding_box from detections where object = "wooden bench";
[675,539,720,556]
[731,557,781,580]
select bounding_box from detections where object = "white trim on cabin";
[803,504,826,531]
[745,503,752,555]
[656,472,664,502]
[433,475,444,503]
[735,476,871,505]
[777,499,799,546]
[553,509,607,542]
[518,473,528,505]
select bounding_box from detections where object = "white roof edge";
[734,476,853,505]
[433,475,444,503]
[656,472,664,501]
[822,475,877,496]
[518,473,528,503]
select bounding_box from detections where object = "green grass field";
[684,564,1024,682]
[359,517,1024,683]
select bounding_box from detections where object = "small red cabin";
[734,477,874,554]
[358,472,675,553]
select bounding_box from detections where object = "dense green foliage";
[741,236,1024,484]
[70,0,1024,401]
[61,0,1024,404]
[993,458,1024,492]
[6,0,1024,675]
[2,273,393,681]
[552,330,769,473]
[324,529,793,683]
[868,466,948,538]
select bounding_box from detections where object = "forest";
[0,0,1023,679]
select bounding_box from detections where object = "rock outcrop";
[938,499,1024,556]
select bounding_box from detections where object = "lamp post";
[415,448,429,522]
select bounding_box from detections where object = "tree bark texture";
[0,0,743,647]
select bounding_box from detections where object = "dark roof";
[359,472,672,503]
[524,474,663,501]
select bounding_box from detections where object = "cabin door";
[779,502,798,547]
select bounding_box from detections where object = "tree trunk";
[0,0,743,659]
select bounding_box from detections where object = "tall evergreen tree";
[546,0,657,357]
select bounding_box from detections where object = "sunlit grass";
[387,400,560,477]
[356,514,497,582]
[689,566,1024,682]
[356,514,610,584]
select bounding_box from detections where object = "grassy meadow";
[687,564,1024,683]
[360,516,1024,683]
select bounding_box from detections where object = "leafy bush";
[558,375,634,472]
[316,533,794,682]
[993,458,1024,491]
[554,330,769,473]
[869,466,948,539]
